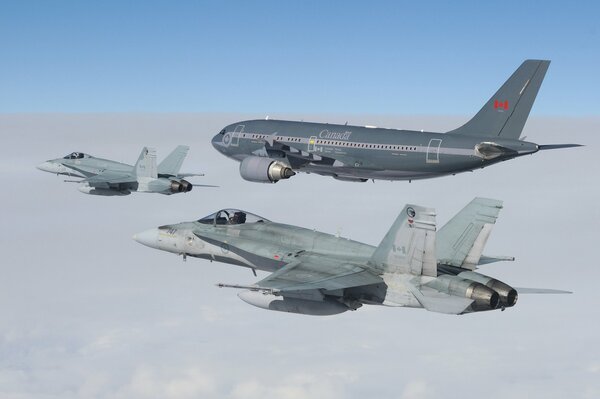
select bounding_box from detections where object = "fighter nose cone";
[133,228,159,248]
[36,161,60,173]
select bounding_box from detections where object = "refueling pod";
[238,290,348,316]
[78,184,131,196]
[239,156,295,183]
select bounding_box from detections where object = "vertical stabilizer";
[369,205,437,277]
[447,60,550,139]
[436,198,503,269]
[158,145,189,176]
[134,147,157,178]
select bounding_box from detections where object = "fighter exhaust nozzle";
[170,179,193,193]
[469,284,500,311]
[458,271,518,307]
[428,275,500,311]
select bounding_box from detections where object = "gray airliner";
[212,60,580,183]
[134,198,569,316]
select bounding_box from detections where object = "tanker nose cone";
[133,228,159,249]
[211,134,219,149]
[212,129,231,152]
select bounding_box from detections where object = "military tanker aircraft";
[37,146,214,196]
[133,198,569,316]
[212,60,580,183]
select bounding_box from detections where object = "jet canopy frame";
[197,209,270,226]
[63,152,89,159]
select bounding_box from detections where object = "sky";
[0,2,599,399]
[1,1,599,115]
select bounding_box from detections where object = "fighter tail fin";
[158,145,189,176]
[134,147,157,178]
[436,198,503,269]
[447,60,550,140]
[369,205,437,277]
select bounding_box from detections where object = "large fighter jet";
[37,146,214,196]
[134,198,569,316]
[212,60,580,183]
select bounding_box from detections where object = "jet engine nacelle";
[428,275,499,311]
[78,184,130,196]
[457,271,518,307]
[238,290,348,316]
[239,156,295,183]
[170,179,193,193]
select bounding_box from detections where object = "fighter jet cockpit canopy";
[197,209,270,226]
[63,152,89,159]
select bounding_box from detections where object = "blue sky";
[1,1,599,115]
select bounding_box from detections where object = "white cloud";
[0,113,598,399]
[400,380,432,399]
[115,366,217,399]
[230,371,354,399]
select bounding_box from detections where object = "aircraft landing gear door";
[307,136,317,152]
[426,139,442,164]
[231,125,244,147]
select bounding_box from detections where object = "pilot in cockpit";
[64,152,85,159]
[230,211,247,224]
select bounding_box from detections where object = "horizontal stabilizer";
[478,255,515,265]
[538,144,583,150]
[188,184,219,188]
[516,287,572,294]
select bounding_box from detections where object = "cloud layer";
[0,113,598,398]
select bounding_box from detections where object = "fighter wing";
[82,170,136,186]
[219,252,382,295]
[256,259,383,293]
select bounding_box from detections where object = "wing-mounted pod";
[78,184,131,196]
[239,156,295,183]
[238,290,348,316]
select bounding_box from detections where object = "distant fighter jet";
[37,146,214,196]
[212,60,581,183]
[134,198,569,315]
